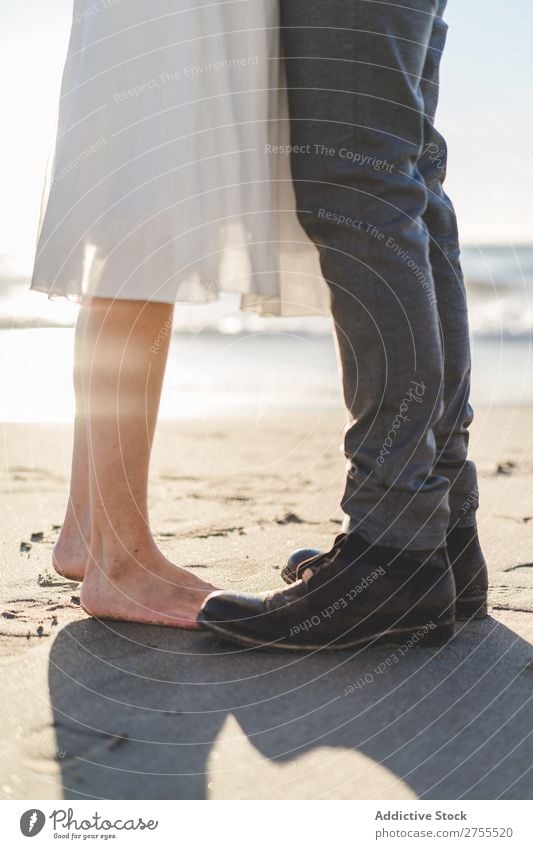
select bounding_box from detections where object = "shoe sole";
[197,614,455,652]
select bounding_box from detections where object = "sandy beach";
[1,406,532,800]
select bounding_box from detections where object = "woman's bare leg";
[53,305,91,580]
[73,297,215,629]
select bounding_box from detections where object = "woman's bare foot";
[80,539,217,629]
[52,510,90,581]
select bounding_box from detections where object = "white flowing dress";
[31,0,327,316]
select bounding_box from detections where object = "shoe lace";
[262,537,351,615]
[298,533,349,582]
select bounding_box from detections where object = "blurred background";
[1,0,532,421]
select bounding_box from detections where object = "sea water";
[0,245,531,422]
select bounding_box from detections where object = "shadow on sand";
[48,615,533,800]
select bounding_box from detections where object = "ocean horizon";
[1,244,532,421]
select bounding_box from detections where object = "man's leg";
[417,0,478,529]
[198,1,477,646]
[279,0,487,618]
[282,0,448,550]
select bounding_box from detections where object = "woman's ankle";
[59,500,90,539]
[86,528,158,577]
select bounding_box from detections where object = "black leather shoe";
[282,525,488,620]
[198,533,456,651]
